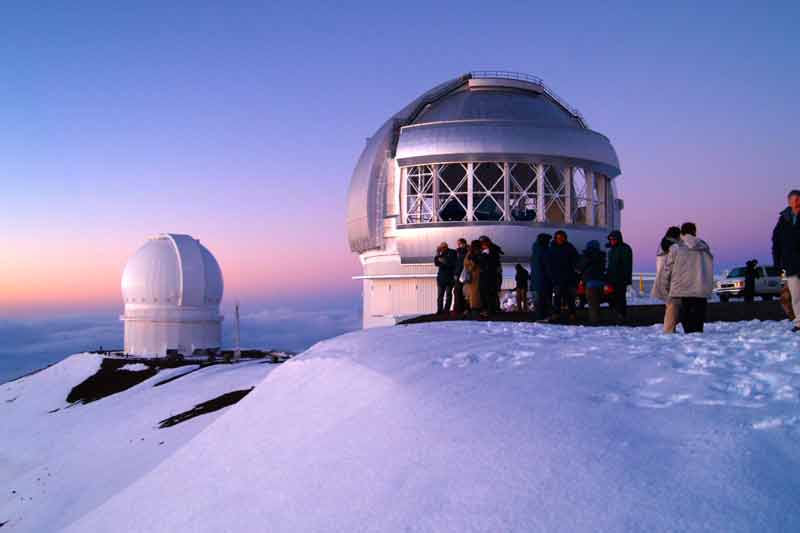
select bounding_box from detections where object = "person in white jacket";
[652,226,682,332]
[661,222,714,333]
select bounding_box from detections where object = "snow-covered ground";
[60,320,800,532]
[0,355,277,532]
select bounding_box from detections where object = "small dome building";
[121,233,224,356]
[346,71,623,328]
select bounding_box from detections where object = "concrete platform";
[398,300,790,327]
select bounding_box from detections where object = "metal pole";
[234,302,241,362]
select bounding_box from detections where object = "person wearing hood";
[530,233,553,320]
[662,222,714,333]
[578,240,606,325]
[652,226,682,332]
[544,230,579,322]
[606,230,633,321]
[772,189,800,331]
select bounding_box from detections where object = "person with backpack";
[530,233,553,320]
[578,240,606,325]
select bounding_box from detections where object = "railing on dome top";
[469,70,588,128]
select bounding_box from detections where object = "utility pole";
[234,301,241,362]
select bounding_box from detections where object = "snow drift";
[67,321,800,532]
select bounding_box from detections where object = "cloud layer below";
[0,305,361,383]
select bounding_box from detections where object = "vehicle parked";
[714,265,784,302]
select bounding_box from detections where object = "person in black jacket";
[606,230,633,321]
[744,259,758,304]
[544,230,579,322]
[530,233,553,320]
[479,236,503,315]
[578,240,606,325]
[453,238,469,314]
[772,190,800,331]
[434,242,457,314]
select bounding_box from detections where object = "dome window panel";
[544,165,567,224]
[570,167,591,225]
[473,162,505,221]
[509,163,538,221]
[405,165,434,223]
[436,163,468,222]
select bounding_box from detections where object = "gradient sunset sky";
[2,0,799,319]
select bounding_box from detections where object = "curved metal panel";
[395,224,613,263]
[412,89,580,128]
[395,121,621,177]
[346,119,395,253]
[346,75,469,254]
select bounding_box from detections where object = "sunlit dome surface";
[120,233,224,357]
[121,234,223,307]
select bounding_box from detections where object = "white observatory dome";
[121,234,224,357]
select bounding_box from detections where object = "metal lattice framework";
[406,165,434,223]
[509,163,537,221]
[402,161,609,227]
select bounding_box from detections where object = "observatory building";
[121,233,224,357]
[346,71,623,328]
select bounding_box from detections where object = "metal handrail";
[469,70,588,128]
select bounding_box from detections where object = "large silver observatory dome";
[347,71,623,328]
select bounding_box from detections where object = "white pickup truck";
[714,265,784,302]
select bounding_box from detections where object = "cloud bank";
[0,305,362,383]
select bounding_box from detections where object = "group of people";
[528,229,633,324]
[432,188,800,334]
[433,230,635,324]
[434,236,504,319]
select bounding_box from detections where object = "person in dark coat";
[453,238,469,313]
[744,259,758,304]
[606,230,633,320]
[544,230,579,322]
[434,242,457,314]
[578,240,606,325]
[530,233,553,320]
[479,236,503,314]
[772,189,800,331]
[514,264,530,312]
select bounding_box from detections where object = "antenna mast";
[234,301,241,362]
